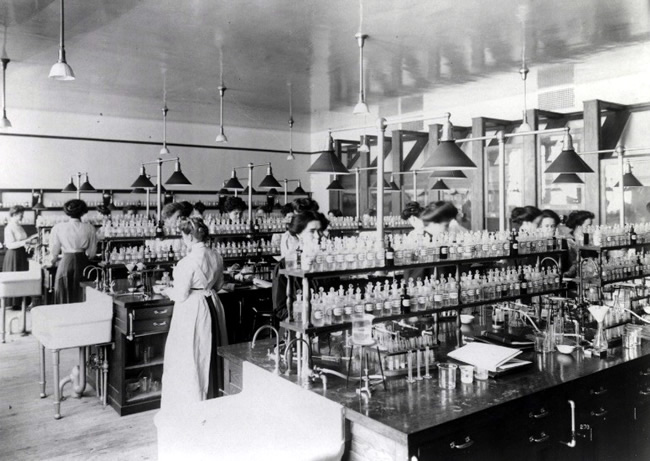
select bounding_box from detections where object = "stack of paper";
[447,343,530,373]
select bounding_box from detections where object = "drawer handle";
[127,312,134,341]
[450,436,474,450]
[153,309,168,315]
[529,408,549,419]
[590,387,608,396]
[529,432,550,444]
[639,388,650,396]
[590,407,608,418]
[153,321,167,327]
[640,370,650,377]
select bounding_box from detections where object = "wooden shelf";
[125,357,164,371]
[125,390,161,404]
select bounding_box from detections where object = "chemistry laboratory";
[2,0,650,460]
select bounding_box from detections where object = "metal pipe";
[355,168,361,222]
[497,131,506,231]
[248,163,253,224]
[284,179,288,204]
[413,171,417,198]
[617,146,625,226]
[156,159,162,222]
[76,172,81,199]
[145,188,150,218]
[377,118,387,245]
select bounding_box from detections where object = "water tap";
[251,325,281,375]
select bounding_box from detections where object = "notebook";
[447,343,530,373]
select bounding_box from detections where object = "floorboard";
[0,330,157,461]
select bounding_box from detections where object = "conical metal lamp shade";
[389,181,401,191]
[0,115,11,128]
[308,133,349,173]
[165,169,192,186]
[429,170,467,179]
[553,173,584,184]
[424,141,477,170]
[131,174,155,188]
[293,185,307,195]
[33,200,46,210]
[243,185,257,194]
[545,131,593,174]
[431,179,450,190]
[371,178,392,189]
[225,176,243,189]
[259,172,282,188]
[131,187,146,194]
[308,150,349,173]
[79,180,95,191]
[615,173,644,187]
[327,178,345,190]
[62,177,77,192]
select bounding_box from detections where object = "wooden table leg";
[52,349,61,419]
[1,298,6,343]
[39,343,46,398]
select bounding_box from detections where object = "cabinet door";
[415,420,505,461]
[630,359,650,459]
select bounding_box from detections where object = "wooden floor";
[0,326,157,461]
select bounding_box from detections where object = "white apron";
[161,256,225,411]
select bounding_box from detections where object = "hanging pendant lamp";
[359,135,370,154]
[293,181,307,195]
[353,0,369,114]
[553,173,584,184]
[49,0,75,80]
[160,104,171,155]
[545,128,593,174]
[62,176,77,192]
[258,165,282,188]
[422,113,477,170]
[131,165,155,188]
[327,177,345,191]
[0,56,11,128]
[33,190,46,210]
[79,173,95,191]
[165,159,191,186]
[615,161,644,187]
[429,170,467,179]
[215,85,228,143]
[242,185,257,195]
[516,4,531,132]
[224,170,244,190]
[287,82,295,160]
[431,179,450,190]
[308,131,350,174]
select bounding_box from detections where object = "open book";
[447,343,530,373]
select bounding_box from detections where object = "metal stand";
[8,297,30,336]
[346,341,387,396]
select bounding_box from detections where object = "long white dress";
[161,242,226,410]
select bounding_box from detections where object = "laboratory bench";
[218,324,650,461]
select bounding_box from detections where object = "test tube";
[406,350,415,383]
[416,350,423,380]
[424,346,432,379]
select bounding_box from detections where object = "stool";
[32,298,112,419]
[0,262,42,342]
[346,341,387,397]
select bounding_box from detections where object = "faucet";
[83,266,103,290]
[252,325,281,375]
[284,337,313,376]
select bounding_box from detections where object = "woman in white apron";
[162,217,227,410]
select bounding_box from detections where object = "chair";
[0,260,42,343]
[31,289,113,419]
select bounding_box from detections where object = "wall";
[0,108,312,192]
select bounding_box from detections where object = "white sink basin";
[0,261,42,297]
[32,291,112,349]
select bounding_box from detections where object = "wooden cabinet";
[108,296,173,416]
[221,357,243,396]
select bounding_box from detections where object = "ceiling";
[1,0,649,128]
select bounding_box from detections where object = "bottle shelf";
[125,390,161,404]
[578,242,650,252]
[100,254,280,269]
[280,249,566,280]
[582,273,649,287]
[280,286,567,335]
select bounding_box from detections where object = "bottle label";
[326,255,334,263]
[386,251,395,259]
[344,306,353,315]
[392,300,401,309]
[354,304,364,313]
[314,311,323,320]
[513,243,518,250]
[434,294,443,302]
[402,299,410,307]
[365,303,374,313]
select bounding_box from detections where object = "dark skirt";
[2,247,30,306]
[205,294,227,399]
[54,252,90,304]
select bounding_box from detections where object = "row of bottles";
[105,239,279,264]
[582,223,650,247]
[36,215,104,227]
[295,230,565,273]
[295,266,560,327]
[581,252,650,281]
